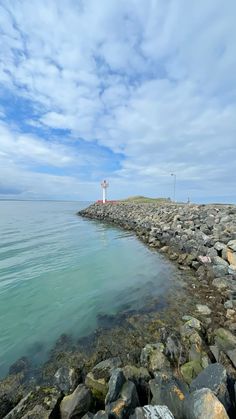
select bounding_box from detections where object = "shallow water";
[0,201,183,377]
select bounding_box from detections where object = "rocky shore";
[1,201,236,418]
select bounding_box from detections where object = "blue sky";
[0,0,235,202]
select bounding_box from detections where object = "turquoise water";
[0,201,181,377]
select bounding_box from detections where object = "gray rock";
[183,388,229,419]
[224,300,233,309]
[212,264,229,278]
[4,388,61,419]
[196,304,211,315]
[94,411,108,419]
[214,242,227,252]
[189,363,230,410]
[81,413,94,419]
[149,373,188,419]
[106,381,139,418]
[140,343,170,373]
[92,357,122,380]
[131,405,175,419]
[105,368,125,404]
[212,277,229,290]
[227,240,236,252]
[54,366,80,394]
[226,348,236,368]
[60,384,92,419]
[214,328,236,351]
[228,264,236,275]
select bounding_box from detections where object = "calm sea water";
[0,201,182,377]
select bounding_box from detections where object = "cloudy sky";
[0,0,235,202]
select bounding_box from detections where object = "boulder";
[180,360,203,385]
[149,373,188,419]
[4,387,62,419]
[227,240,236,252]
[130,405,175,419]
[140,343,170,373]
[106,380,139,418]
[105,368,125,405]
[183,388,229,419]
[60,384,92,419]
[92,358,122,380]
[212,277,229,290]
[226,248,236,266]
[94,411,108,419]
[85,372,108,403]
[189,363,230,410]
[54,366,80,394]
[214,328,236,351]
[196,305,211,315]
[181,316,201,331]
[0,373,25,418]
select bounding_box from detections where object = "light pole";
[171,173,176,202]
[101,180,109,203]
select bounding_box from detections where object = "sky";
[0,0,235,203]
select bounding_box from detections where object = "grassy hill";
[120,196,171,203]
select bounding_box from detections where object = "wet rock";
[106,380,139,418]
[92,357,122,380]
[149,373,188,419]
[4,387,61,419]
[54,366,80,394]
[183,388,229,419]
[131,405,175,419]
[189,363,230,410]
[0,373,26,418]
[140,343,170,373]
[196,304,211,315]
[60,384,92,419]
[105,368,125,405]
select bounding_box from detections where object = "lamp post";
[101,180,109,203]
[171,173,176,202]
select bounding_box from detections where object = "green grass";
[119,196,171,204]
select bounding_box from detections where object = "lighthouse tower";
[101,180,109,203]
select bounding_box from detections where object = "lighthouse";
[101,180,109,203]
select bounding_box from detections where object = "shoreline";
[1,202,236,418]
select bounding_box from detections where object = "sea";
[0,200,183,377]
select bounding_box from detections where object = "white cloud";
[0,0,235,201]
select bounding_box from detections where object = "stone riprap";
[78,202,236,279]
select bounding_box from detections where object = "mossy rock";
[181,360,203,385]
[85,372,108,402]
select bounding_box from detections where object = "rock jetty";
[1,201,236,418]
